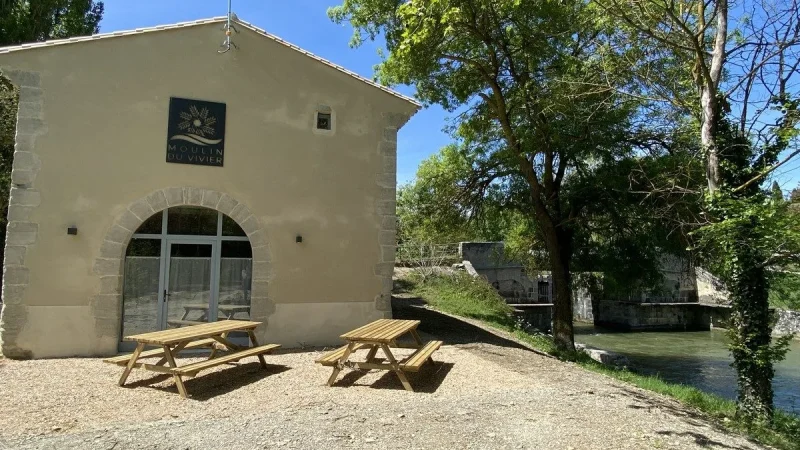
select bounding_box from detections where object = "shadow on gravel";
[332,361,455,393]
[392,296,532,351]
[619,386,762,448]
[655,430,738,449]
[124,362,291,401]
[392,297,759,448]
[620,386,708,423]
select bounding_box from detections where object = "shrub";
[412,272,516,327]
[770,272,800,311]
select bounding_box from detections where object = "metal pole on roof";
[218,0,238,53]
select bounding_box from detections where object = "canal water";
[574,324,800,415]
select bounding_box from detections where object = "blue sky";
[99,0,450,186]
[99,1,799,192]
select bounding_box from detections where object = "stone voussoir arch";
[90,187,273,346]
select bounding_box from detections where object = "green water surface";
[574,324,800,415]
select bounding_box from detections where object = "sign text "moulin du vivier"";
[166,97,227,167]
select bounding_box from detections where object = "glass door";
[121,238,163,338]
[163,240,219,328]
[120,206,255,351]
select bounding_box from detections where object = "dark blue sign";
[166,97,226,167]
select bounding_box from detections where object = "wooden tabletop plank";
[340,319,391,339]
[378,321,417,340]
[351,320,399,340]
[125,322,246,344]
[372,320,419,341]
[372,321,403,340]
[155,320,257,337]
[340,319,389,339]
[359,320,398,338]
[386,320,415,337]
[369,320,402,337]
[341,319,420,343]
[126,321,260,345]
[124,320,261,345]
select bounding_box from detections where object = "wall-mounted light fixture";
[67,226,78,235]
[296,235,303,243]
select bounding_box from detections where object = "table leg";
[211,333,245,352]
[118,343,145,386]
[209,332,227,360]
[364,345,379,364]
[155,340,191,366]
[247,330,268,368]
[380,343,413,392]
[327,342,355,386]
[173,341,190,354]
[410,329,434,363]
[162,344,189,398]
[410,329,424,347]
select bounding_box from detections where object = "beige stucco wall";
[0,21,416,358]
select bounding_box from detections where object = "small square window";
[316,112,331,130]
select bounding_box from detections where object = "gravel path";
[0,301,765,450]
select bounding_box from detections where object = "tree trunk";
[727,222,776,421]
[701,88,721,192]
[701,0,727,194]
[517,150,575,352]
[550,251,574,352]
[541,222,575,353]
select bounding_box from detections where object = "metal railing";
[396,242,461,265]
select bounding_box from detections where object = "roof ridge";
[232,18,419,107]
[0,17,227,52]
[0,16,420,108]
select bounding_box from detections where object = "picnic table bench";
[316,319,443,392]
[104,320,279,398]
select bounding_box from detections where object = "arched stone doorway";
[92,188,272,351]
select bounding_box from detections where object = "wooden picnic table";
[104,320,279,398]
[315,319,443,392]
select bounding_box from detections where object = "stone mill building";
[0,17,419,358]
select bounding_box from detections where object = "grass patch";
[411,272,518,327]
[406,272,800,450]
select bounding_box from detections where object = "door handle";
[164,289,171,301]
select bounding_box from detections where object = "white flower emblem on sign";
[171,105,223,146]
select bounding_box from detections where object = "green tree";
[0,76,17,273]
[0,0,104,45]
[769,271,800,311]
[397,144,519,244]
[598,0,800,421]
[401,137,701,301]
[0,0,103,287]
[331,0,639,351]
[790,184,800,204]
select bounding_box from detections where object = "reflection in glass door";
[218,241,253,320]
[121,238,163,337]
[164,241,217,328]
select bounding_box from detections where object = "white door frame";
[160,237,220,330]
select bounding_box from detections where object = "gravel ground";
[0,302,766,450]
